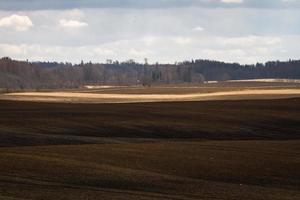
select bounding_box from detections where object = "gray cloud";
[0,0,299,10]
[0,0,299,64]
[0,7,299,64]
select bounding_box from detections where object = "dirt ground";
[1,140,299,200]
[0,83,300,200]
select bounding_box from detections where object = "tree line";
[0,57,300,89]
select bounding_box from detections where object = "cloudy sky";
[0,0,299,64]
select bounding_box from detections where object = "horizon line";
[1,56,299,66]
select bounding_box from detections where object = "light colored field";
[227,79,300,83]
[1,88,300,103]
[2,81,300,103]
[84,85,126,89]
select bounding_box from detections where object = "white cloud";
[128,48,152,57]
[218,35,282,47]
[0,14,33,31]
[0,43,24,55]
[193,26,204,31]
[173,37,192,45]
[141,36,157,46]
[59,19,88,28]
[221,0,243,3]
[93,48,115,56]
[66,9,85,19]
[201,48,246,58]
[254,47,270,55]
[0,7,299,65]
[0,34,299,65]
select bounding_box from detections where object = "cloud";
[0,0,299,10]
[0,14,33,31]
[173,37,192,45]
[221,0,243,3]
[0,6,299,64]
[59,19,88,28]
[128,48,152,57]
[0,43,24,55]
[93,48,114,56]
[218,35,282,47]
[193,26,204,31]
[1,34,296,64]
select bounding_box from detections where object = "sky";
[0,0,299,64]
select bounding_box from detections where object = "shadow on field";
[0,98,299,146]
[0,99,300,200]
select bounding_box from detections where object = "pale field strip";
[2,88,300,103]
[84,85,128,89]
[226,79,300,83]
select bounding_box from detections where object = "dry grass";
[2,88,300,103]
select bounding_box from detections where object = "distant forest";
[0,57,300,89]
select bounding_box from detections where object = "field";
[1,81,300,103]
[0,82,300,200]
